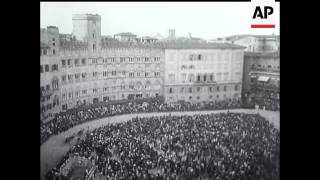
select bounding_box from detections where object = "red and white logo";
[251,0,276,28]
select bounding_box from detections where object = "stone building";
[163,42,245,103]
[40,13,246,121]
[40,26,61,122]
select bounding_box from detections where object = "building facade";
[40,26,61,122]
[164,45,245,103]
[41,14,246,122]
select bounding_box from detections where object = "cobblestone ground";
[40,109,279,179]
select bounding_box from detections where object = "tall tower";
[168,29,176,40]
[72,14,101,51]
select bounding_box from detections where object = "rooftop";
[101,40,246,49]
[114,32,137,37]
[225,34,279,41]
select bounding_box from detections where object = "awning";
[257,76,270,82]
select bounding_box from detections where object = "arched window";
[209,73,214,81]
[203,74,207,82]
[129,81,135,91]
[53,95,59,107]
[188,74,195,82]
[136,81,143,90]
[197,74,201,82]
[51,77,59,90]
[145,80,151,90]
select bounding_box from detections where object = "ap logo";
[251,0,276,28]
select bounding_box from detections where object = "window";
[52,49,55,55]
[145,72,149,77]
[82,73,86,79]
[111,71,116,76]
[120,57,125,63]
[129,72,134,77]
[155,57,160,62]
[197,96,200,100]
[169,88,173,94]
[75,73,80,81]
[181,65,186,70]
[216,86,220,92]
[82,58,86,65]
[67,59,71,66]
[40,65,43,73]
[52,42,55,46]
[155,72,160,77]
[92,59,98,64]
[93,33,95,38]
[197,87,201,92]
[68,75,73,82]
[203,74,207,82]
[52,64,58,71]
[52,79,59,89]
[75,91,79,97]
[224,86,227,92]
[180,87,185,93]
[45,65,49,72]
[93,88,97,94]
[93,44,96,50]
[189,54,194,60]
[103,71,107,77]
[197,75,201,82]
[210,74,214,81]
[82,90,87,95]
[188,87,193,93]
[93,72,98,77]
[188,74,195,82]
[234,85,239,91]
[74,59,79,66]
[46,85,50,90]
[43,49,47,55]
[198,54,202,60]
[52,38,55,41]
[68,92,73,99]
[209,87,213,92]
[61,75,66,83]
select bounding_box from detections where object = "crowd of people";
[45,112,280,180]
[41,98,242,145]
[242,90,280,112]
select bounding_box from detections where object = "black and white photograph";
[40,2,280,180]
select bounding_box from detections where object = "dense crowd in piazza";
[45,112,279,180]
